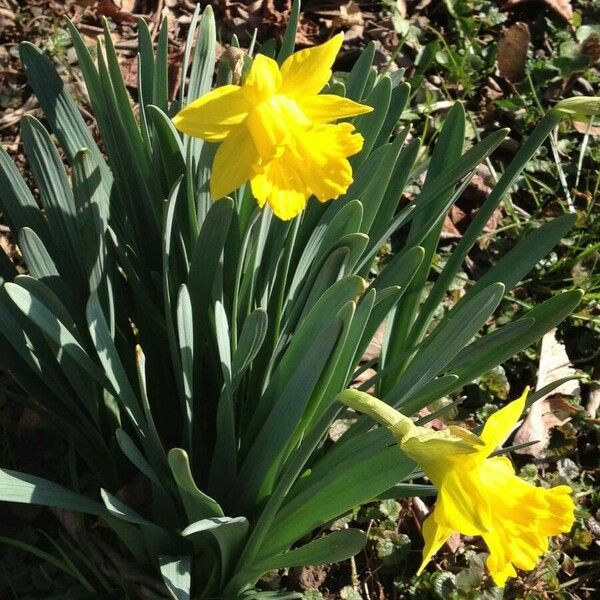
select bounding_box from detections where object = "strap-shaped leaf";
[277,0,300,64]
[234,317,343,512]
[168,448,224,521]
[386,282,506,408]
[5,282,109,391]
[262,444,413,557]
[19,42,104,165]
[21,116,83,286]
[159,556,191,600]
[182,517,249,586]
[345,41,375,102]
[0,145,50,245]
[0,468,106,516]
[256,528,365,572]
[352,75,392,165]
[72,149,110,294]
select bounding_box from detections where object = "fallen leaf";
[332,0,364,30]
[513,329,580,458]
[442,205,467,239]
[587,379,600,418]
[503,0,573,28]
[96,0,138,23]
[572,120,600,136]
[581,33,600,65]
[498,22,530,83]
[116,0,137,12]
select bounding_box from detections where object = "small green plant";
[0,1,595,597]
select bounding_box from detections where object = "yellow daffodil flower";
[337,388,575,587]
[172,34,373,221]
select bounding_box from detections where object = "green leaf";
[0,468,106,516]
[345,42,375,102]
[19,42,106,167]
[234,317,342,512]
[153,19,169,112]
[86,292,147,433]
[352,76,392,164]
[100,488,154,527]
[262,444,413,556]
[177,284,194,445]
[187,199,234,362]
[18,229,73,311]
[0,145,50,246]
[256,529,365,571]
[115,429,161,487]
[359,129,410,234]
[168,448,224,521]
[160,556,191,600]
[277,0,301,63]
[467,214,576,296]
[447,291,583,392]
[21,116,83,285]
[386,283,506,409]
[5,282,109,392]
[375,82,410,147]
[414,109,564,337]
[182,517,249,586]
[148,105,186,189]
[72,149,110,294]
[187,5,216,104]
[232,309,268,386]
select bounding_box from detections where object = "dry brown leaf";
[116,0,137,12]
[587,380,600,418]
[498,22,530,83]
[503,0,573,27]
[572,120,600,136]
[442,205,467,239]
[513,329,580,457]
[581,33,600,65]
[332,0,364,30]
[96,0,138,23]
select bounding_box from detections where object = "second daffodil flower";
[337,388,575,587]
[172,34,372,221]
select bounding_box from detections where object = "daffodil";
[337,388,575,587]
[172,34,372,220]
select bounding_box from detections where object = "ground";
[0,0,598,598]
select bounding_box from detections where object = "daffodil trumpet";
[172,34,373,221]
[336,388,575,587]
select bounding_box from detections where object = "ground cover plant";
[0,1,598,599]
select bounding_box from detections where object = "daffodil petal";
[250,171,271,208]
[417,513,454,575]
[244,54,282,102]
[480,388,528,455]
[298,94,373,122]
[293,123,361,201]
[210,127,258,199]
[483,530,517,588]
[172,85,249,141]
[437,469,492,535]
[251,160,307,221]
[280,34,343,97]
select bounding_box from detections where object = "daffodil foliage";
[173,34,372,220]
[338,389,575,586]
[0,1,593,598]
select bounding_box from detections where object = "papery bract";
[173,34,372,220]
